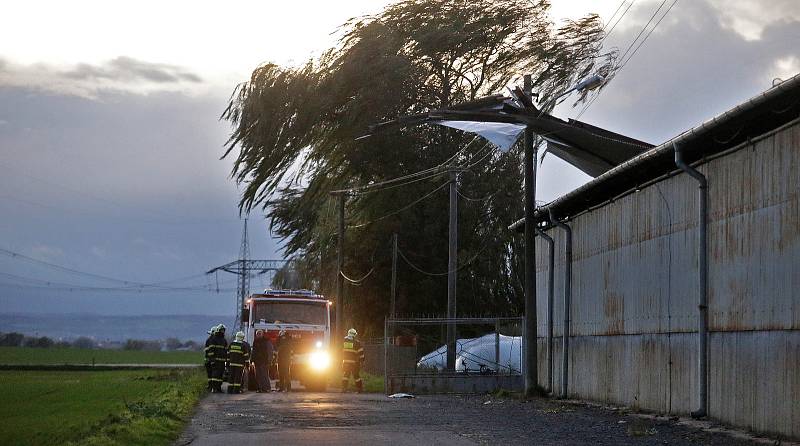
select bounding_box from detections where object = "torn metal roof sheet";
[367,96,654,177]
[509,72,800,232]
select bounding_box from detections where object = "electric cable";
[396,241,491,277]
[347,180,450,229]
[340,266,376,285]
[602,0,636,44]
[0,247,238,291]
[576,0,678,120]
[333,135,483,195]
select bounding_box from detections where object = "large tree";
[222,0,615,337]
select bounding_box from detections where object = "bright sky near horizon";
[1,1,628,83]
[0,0,798,318]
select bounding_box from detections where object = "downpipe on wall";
[673,141,709,419]
[549,209,572,399]
[536,226,555,394]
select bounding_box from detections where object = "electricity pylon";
[206,219,287,331]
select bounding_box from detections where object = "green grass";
[0,347,202,365]
[0,368,205,446]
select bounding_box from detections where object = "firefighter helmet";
[207,325,217,335]
[347,328,358,338]
[217,324,227,333]
[235,331,245,341]
[279,330,287,338]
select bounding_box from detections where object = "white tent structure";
[417,333,522,374]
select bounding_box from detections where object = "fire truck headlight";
[315,340,323,349]
[309,351,330,371]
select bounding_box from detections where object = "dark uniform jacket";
[204,335,215,363]
[276,336,293,365]
[252,337,274,365]
[228,340,251,367]
[207,333,228,363]
[342,337,364,366]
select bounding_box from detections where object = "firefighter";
[227,331,251,394]
[276,330,293,392]
[341,328,365,393]
[252,329,273,392]
[209,324,228,393]
[203,325,218,391]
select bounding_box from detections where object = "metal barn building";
[512,74,800,438]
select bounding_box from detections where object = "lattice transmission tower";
[206,219,287,331]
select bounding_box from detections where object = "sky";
[0,0,798,317]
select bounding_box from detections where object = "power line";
[576,0,678,120]
[616,0,669,65]
[617,0,678,71]
[397,242,490,277]
[333,135,484,196]
[347,180,450,229]
[603,0,629,32]
[456,189,498,202]
[602,0,636,42]
[340,266,376,285]
[0,246,229,291]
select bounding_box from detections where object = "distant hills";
[0,313,231,342]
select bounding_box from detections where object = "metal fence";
[383,317,524,394]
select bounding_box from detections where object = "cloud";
[570,0,800,144]
[706,0,800,40]
[0,56,203,99]
[90,246,106,258]
[64,57,202,84]
[29,244,64,261]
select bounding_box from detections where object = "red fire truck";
[242,289,333,391]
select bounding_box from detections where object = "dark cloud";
[0,56,203,98]
[64,56,202,84]
[0,86,279,316]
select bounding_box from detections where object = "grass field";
[0,368,205,446]
[0,347,202,365]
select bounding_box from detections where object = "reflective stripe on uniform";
[229,363,244,367]
[210,378,223,382]
[342,359,356,363]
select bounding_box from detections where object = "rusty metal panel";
[708,330,800,438]
[536,122,799,338]
[529,121,799,439]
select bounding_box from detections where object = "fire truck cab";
[242,289,333,391]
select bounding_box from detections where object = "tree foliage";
[222,0,615,336]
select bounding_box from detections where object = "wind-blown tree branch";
[222,0,616,336]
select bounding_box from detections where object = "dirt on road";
[177,390,784,446]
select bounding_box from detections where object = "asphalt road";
[177,388,779,446]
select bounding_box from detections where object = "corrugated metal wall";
[533,120,800,438]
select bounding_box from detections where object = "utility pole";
[390,233,398,319]
[446,169,458,371]
[237,218,251,331]
[335,192,346,343]
[523,74,540,396]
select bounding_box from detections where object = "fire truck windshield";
[253,301,327,325]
